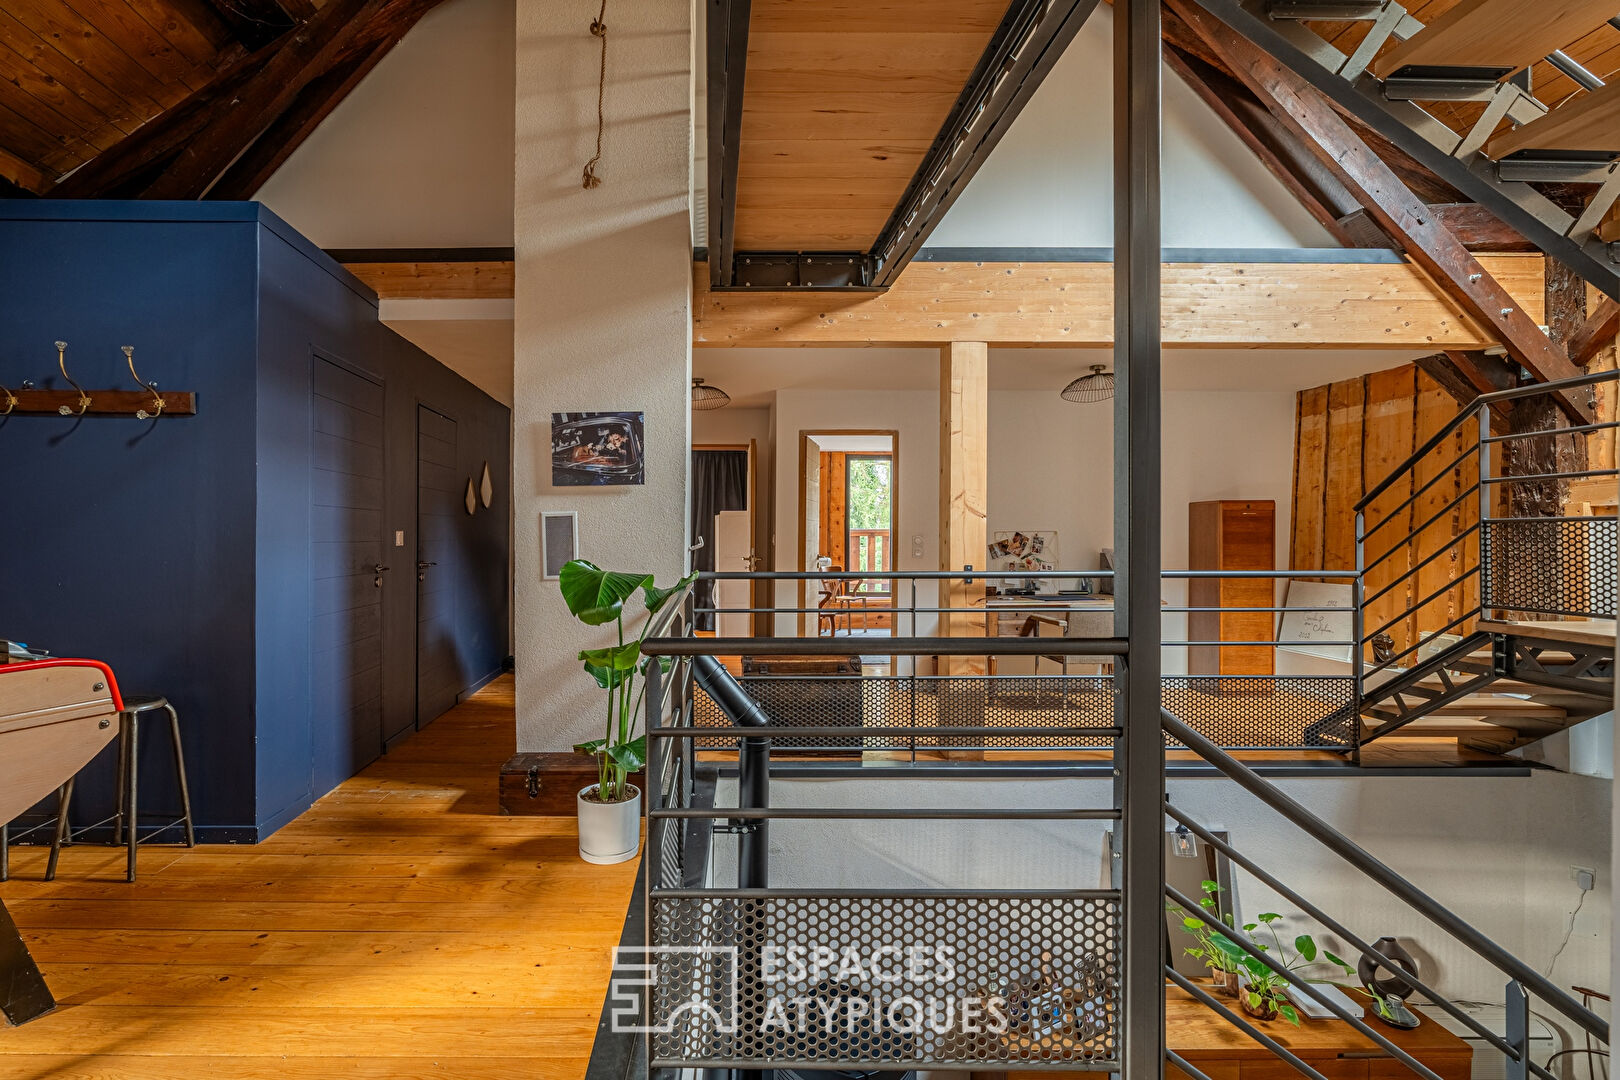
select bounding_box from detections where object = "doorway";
[309,354,387,790]
[414,404,460,733]
[691,442,757,634]
[797,431,898,638]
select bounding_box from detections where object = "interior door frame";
[411,398,461,738]
[694,442,760,635]
[796,429,900,638]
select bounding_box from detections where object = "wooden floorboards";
[0,675,639,1080]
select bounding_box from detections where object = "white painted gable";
[927,5,1339,250]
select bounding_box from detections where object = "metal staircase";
[1330,369,1619,757]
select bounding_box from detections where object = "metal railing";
[1353,370,1620,729]
[1165,710,1610,1080]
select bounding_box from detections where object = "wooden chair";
[1024,610,1116,677]
[817,566,857,635]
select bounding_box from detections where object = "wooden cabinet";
[1188,500,1276,677]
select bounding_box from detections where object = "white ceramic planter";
[576,783,642,864]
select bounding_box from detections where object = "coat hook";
[124,346,164,419]
[54,341,90,417]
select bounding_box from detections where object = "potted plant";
[560,559,693,864]
[1225,913,1355,1026]
[1169,880,1244,997]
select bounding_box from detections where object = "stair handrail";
[1356,367,1618,514]
[1163,707,1610,1046]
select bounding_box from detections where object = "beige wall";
[513,0,691,753]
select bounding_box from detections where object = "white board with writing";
[1277,581,1355,662]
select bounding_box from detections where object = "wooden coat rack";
[1,343,197,418]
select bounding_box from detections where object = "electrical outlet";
[1572,865,1597,891]
[910,534,924,558]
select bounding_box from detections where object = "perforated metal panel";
[1161,677,1357,749]
[1482,518,1617,617]
[645,892,1120,1069]
[692,675,1117,751]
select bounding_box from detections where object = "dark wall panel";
[0,211,262,838]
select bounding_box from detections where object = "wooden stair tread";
[1477,618,1617,650]
[1488,80,1620,157]
[1369,693,1566,718]
[1371,0,1617,80]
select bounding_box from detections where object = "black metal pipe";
[691,656,770,890]
[1163,710,1611,1044]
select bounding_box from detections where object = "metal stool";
[48,695,195,882]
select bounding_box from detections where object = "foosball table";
[0,657,123,1026]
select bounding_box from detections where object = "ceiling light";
[1061,365,1115,403]
[691,377,731,410]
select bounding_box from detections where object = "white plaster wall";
[926,5,1337,250]
[713,771,1612,1031]
[513,0,691,752]
[254,0,516,249]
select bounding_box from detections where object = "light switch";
[394,530,405,547]
[910,534,924,558]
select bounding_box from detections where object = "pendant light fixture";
[691,377,731,410]
[1061,364,1115,403]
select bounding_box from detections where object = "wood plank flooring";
[0,675,639,1080]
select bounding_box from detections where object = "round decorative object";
[691,377,731,410]
[1061,365,1115,403]
[1358,936,1423,1029]
[464,477,477,516]
[479,461,494,507]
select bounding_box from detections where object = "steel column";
[1114,0,1165,1076]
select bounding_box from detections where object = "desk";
[995,984,1472,1080]
[982,594,1116,639]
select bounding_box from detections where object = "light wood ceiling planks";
[1307,0,1620,140]
[733,0,1009,251]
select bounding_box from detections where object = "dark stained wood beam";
[142,0,391,199]
[1569,296,1620,367]
[1162,36,1383,248]
[197,0,295,50]
[208,33,403,199]
[1167,0,1591,424]
[1427,203,1534,252]
[1418,351,1515,424]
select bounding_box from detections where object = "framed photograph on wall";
[551,412,645,486]
[541,511,579,580]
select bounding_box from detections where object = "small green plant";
[560,560,694,804]
[1170,881,1243,980]
[1172,890,1355,1027]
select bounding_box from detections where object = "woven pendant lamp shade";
[1061,365,1115,403]
[691,377,731,410]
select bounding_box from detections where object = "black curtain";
[691,449,750,631]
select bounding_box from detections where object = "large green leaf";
[560,560,653,625]
[644,571,698,615]
[580,641,643,671]
[1295,936,1317,964]
[1212,935,1244,961]
[608,735,647,772]
[573,738,607,756]
[582,660,630,689]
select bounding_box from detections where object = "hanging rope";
[582,0,609,188]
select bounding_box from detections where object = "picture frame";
[541,511,579,580]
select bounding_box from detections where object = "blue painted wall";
[0,202,511,840]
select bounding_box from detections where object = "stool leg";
[45,779,73,882]
[113,717,130,847]
[1,821,8,883]
[125,712,139,883]
[164,703,195,848]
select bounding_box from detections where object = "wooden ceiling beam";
[1568,296,1620,366]
[1166,0,1591,424]
[141,0,391,199]
[1161,37,1383,248]
[692,256,1546,349]
[196,0,296,51]
[1425,203,1535,253]
[208,33,404,200]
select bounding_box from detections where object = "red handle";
[0,658,123,711]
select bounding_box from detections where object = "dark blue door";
[310,356,386,789]
[416,405,461,727]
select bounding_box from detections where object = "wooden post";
[939,341,989,676]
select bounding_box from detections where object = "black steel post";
[1114,0,1165,1076]
[0,897,54,1025]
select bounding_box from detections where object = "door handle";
[417,560,437,582]
[373,563,390,588]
